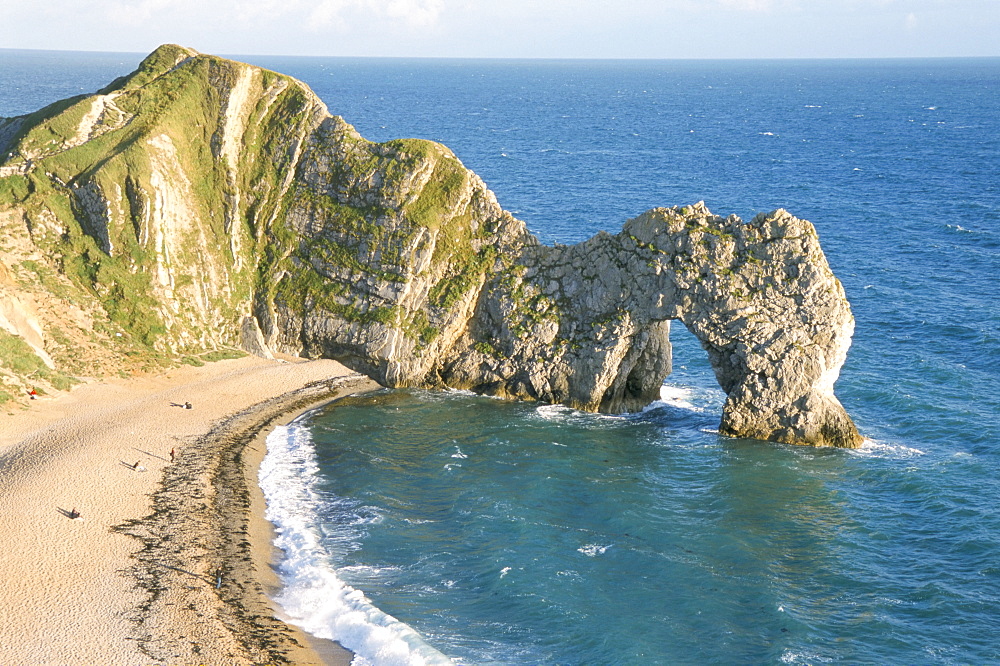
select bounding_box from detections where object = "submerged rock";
[0,45,861,446]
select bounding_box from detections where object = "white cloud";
[717,0,774,10]
[90,0,444,33]
[308,0,351,29]
[1,0,996,58]
[106,0,193,25]
[305,0,446,31]
[232,0,299,23]
[385,0,445,27]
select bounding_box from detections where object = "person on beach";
[170,448,175,462]
[68,507,79,519]
[184,401,192,409]
[133,460,141,470]
[28,388,37,400]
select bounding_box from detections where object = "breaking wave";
[259,423,453,666]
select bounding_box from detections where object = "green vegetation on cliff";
[0,329,77,402]
[0,46,860,446]
[0,45,316,372]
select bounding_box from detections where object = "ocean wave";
[852,437,927,459]
[534,403,624,425]
[259,424,454,666]
[638,384,713,416]
[535,404,574,420]
[781,649,833,664]
[578,543,612,557]
[655,385,696,410]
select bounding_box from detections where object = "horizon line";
[2,45,999,63]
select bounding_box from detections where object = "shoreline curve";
[115,372,381,664]
[0,355,378,665]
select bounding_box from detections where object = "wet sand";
[0,355,378,665]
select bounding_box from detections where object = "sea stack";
[0,45,862,447]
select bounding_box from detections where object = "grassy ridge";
[0,44,514,399]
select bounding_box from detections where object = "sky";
[1,0,998,59]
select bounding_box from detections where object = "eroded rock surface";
[444,204,861,448]
[0,45,861,446]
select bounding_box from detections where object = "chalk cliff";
[0,45,861,446]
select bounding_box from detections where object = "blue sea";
[3,50,999,664]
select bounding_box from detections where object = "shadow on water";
[694,441,866,663]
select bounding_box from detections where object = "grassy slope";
[0,46,262,399]
[0,44,510,401]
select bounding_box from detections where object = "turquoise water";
[265,57,1000,664]
[4,51,1000,664]
[288,384,997,664]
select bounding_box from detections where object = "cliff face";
[0,45,861,446]
[441,205,859,447]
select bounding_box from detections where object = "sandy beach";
[0,354,379,665]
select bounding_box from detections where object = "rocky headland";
[0,44,861,447]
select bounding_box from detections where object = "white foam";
[853,437,926,459]
[578,543,611,557]
[781,650,833,664]
[658,385,696,409]
[536,403,575,420]
[535,403,623,424]
[259,424,454,666]
[640,384,698,414]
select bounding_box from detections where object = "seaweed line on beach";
[112,373,377,665]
